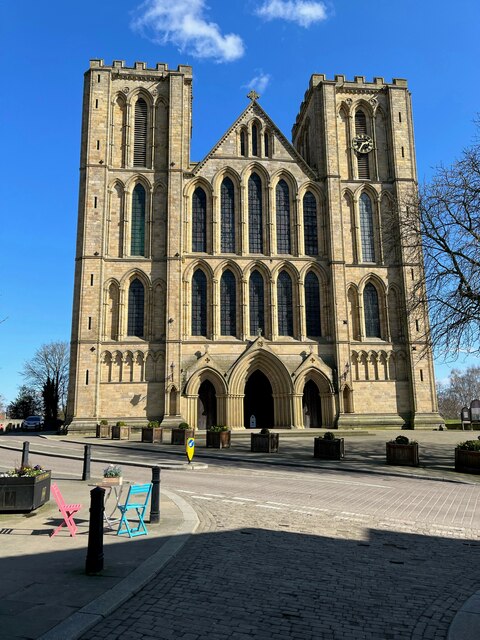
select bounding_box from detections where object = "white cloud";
[256,0,328,27]
[132,0,245,63]
[243,71,271,95]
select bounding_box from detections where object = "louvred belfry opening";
[133,98,147,166]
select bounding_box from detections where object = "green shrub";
[260,427,270,435]
[100,419,108,426]
[116,421,127,427]
[147,421,160,428]
[457,440,480,451]
[208,425,229,432]
[178,422,190,430]
[394,435,410,445]
[323,431,335,440]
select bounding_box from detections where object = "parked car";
[21,416,44,431]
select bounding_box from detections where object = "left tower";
[67,59,192,429]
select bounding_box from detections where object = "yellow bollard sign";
[186,436,195,463]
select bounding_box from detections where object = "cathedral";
[66,59,442,431]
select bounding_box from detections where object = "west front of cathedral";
[66,59,441,431]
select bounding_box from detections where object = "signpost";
[186,436,195,464]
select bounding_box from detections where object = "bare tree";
[22,341,69,423]
[397,124,480,358]
[437,366,480,418]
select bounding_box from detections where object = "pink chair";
[50,483,82,537]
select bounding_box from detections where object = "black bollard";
[85,487,105,575]
[82,444,91,481]
[150,466,161,524]
[21,442,29,468]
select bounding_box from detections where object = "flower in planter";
[103,464,122,478]
[1,464,45,478]
[457,440,480,451]
[323,431,336,441]
[147,421,160,429]
[208,425,230,432]
[389,435,417,445]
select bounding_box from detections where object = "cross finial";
[257,327,263,337]
[247,90,260,102]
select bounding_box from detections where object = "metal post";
[82,444,91,481]
[85,487,105,575]
[21,441,29,468]
[150,466,160,524]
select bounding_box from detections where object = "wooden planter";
[455,448,480,474]
[206,431,231,449]
[0,471,51,512]
[314,437,344,460]
[141,427,163,444]
[171,428,194,445]
[386,442,419,466]
[101,476,123,486]
[97,424,111,439]
[111,425,131,440]
[251,432,279,453]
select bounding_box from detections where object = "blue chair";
[116,483,153,538]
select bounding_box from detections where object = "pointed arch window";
[192,270,207,336]
[355,109,370,179]
[276,179,291,254]
[240,130,246,157]
[359,193,375,262]
[251,123,259,156]
[248,173,263,253]
[192,187,207,252]
[277,271,294,337]
[131,184,145,256]
[133,98,148,167]
[364,283,381,338]
[264,132,270,157]
[127,278,145,337]
[305,272,321,337]
[220,270,236,336]
[303,191,318,255]
[249,270,264,336]
[221,177,235,253]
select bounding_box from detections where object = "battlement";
[88,59,192,76]
[293,73,409,136]
[309,74,408,88]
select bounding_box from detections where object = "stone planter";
[386,442,419,466]
[171,428,194,445]
[111,425,130,440]
[314,437,345,460]
[96,424,111,439]
[455,448,480,474]
[206,431,231,449]
[251,432,279,453]
[141,427,163,444]
[0,471,51,512]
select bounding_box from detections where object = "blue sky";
[1,0,479,403]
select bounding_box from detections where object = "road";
[1,434,480,639]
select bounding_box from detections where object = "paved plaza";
[0,429,480,639]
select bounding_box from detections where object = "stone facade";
[66,60,442,430]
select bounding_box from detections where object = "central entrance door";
[302,379,322,427]
[197,380,217,429]
[244,370,274,428]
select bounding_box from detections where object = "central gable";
[191,100,317,181]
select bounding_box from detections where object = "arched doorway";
[197,380,217,429]
[244,370,274,428]
[302,380,322,427]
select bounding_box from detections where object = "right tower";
[293,74,441,428]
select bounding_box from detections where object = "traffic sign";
[186,436,195,463]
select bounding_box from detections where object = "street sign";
[186,437,195,463]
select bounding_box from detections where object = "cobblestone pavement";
[82,465,480,640]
